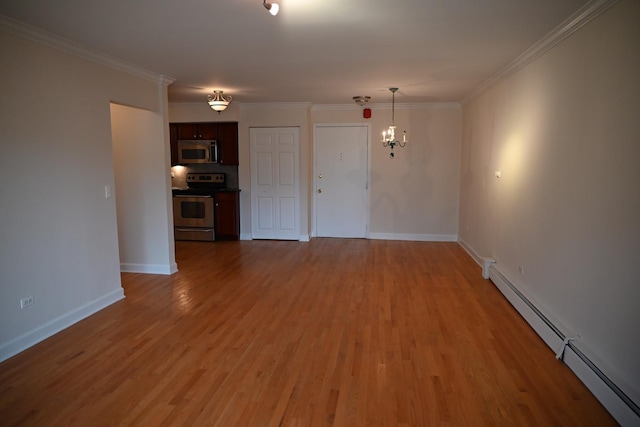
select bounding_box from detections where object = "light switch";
[105,185,112,198]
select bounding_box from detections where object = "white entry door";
[314,125,369,238]
[250,127,300,240]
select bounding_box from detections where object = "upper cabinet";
[170,122,238,166]
[170,123,179,166]
[177,123,218,140]
[216,123,239,165]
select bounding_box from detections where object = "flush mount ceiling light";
[207,91,232,114]
[381,87,407,159]
[353,96,371,106]
[263,0,279,16]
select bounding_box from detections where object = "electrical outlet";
[20,296,34,309]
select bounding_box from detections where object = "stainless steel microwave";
[177,140,218,164]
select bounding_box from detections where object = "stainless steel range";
[172,173,225,241]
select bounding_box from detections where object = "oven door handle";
[173,195,213,198]
[175,228,214,232]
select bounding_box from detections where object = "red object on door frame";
[363,108,371,119]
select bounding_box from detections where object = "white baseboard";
[562,345,640,427]
[457,238,496,278]
[0,287,125,363]
[369,232,458,242]
[239,234,311,242]
[120,262,177,275]
[457,237,483,264]
[488,266,639,426]
[244,232,456,243]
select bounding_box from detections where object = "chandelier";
[381,87,407,159]
[207,91,232,114]
[352,95,371,106]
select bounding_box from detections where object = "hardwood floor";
[0,239,617,426]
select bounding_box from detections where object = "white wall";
[0,29,167,360]
[459,0,640,413]
[111,103,176,275]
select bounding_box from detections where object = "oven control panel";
[186,173,225,187]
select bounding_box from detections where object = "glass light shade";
[207,91,232,113]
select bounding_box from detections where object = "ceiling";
[0,0,590,105]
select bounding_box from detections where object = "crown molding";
[0,15,167,84]
[240,102,312,110]
[463,0,619,104]
[359,102,461,110]
[311,104,365,111]
[159,75,176,86]
[168,102,461,110]
[311,102,460,111]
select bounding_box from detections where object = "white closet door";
[250,127,300,240]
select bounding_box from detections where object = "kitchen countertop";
[172,187,240,196]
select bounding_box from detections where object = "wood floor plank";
[0,239,618,426]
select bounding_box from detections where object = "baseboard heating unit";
[482,259,639,426]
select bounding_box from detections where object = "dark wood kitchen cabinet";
[169,123,179,166]
[216,122,239,165]
[214,191,240,240]
[170,122,238,165]
[176,122,218,140]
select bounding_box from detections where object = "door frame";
[312,123,371,239]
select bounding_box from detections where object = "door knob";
[318,189,322,193]
[318,174,323,179]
